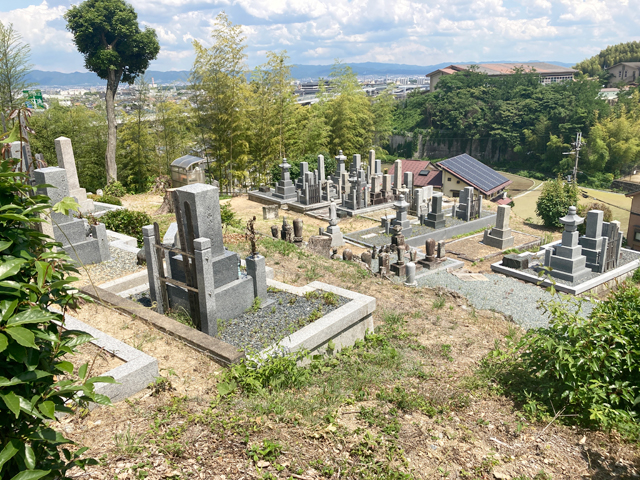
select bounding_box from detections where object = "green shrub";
[103,180,127,197]
[96,194,122,206]
[0,158,113,478]
[632,267,640,284]
[484,283,640,434]
[101,209,152,247]
[535,177,579,228]
[220,203,241,228]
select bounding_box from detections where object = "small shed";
[170,155,206,188]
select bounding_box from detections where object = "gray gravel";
[217,290,349,353]
[81,246,143,284]
[415,270,595,329]
[130,289,349,354]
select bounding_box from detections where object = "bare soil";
[446,231,541,262]
[61,338,124,378]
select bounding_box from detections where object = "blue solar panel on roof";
[440,154,508,193]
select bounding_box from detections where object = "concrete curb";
[107,229,141,254]
[79,284,245,366]
[60,313,158,404]
[262,280,376,357]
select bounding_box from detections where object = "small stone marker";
[307,235,332,258]
[361,251,372,267]
[293,218,304,245]
[404,262,417,286]
[262,204,279,220]
[482,205,514,249]
[271,225,279,238]
[342,248,353,261]
[503,254,529,270]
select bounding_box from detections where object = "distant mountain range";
[26,60,576,87]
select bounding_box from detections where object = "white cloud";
[1,0,640,72]
[3,1,73,52]
[559,0,610,23]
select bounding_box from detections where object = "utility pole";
[563,131,582,184]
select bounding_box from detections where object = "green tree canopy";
[65,0,160,183]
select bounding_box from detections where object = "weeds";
[432,294,446,309]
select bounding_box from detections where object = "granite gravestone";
[324,202,345,247]
[34,167,110,265]
[55,137,94,214]
[424,193,445,229]
[145,183,267,332]
[483,205,514,249]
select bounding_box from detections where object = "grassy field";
[497,171,537,195]
[512,184,631,233]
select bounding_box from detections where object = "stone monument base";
[390,262,407,276]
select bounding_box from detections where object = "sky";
[2,0,639,73]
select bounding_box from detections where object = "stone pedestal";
[246,254,268,303]
[262,205,279,220]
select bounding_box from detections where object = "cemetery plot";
[493,206,640,295]
[446,231,541,262]
[130,288,350,353]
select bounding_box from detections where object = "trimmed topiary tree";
[0,158,114,479]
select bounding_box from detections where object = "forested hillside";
[574,41,640,77]
[390,60,640,187]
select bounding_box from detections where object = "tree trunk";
[105,69,121,183]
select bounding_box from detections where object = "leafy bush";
[101,209,152,247]
[103,180,127,197]
[96,194,122,206]
[535,177,579,228]
[0,159,113,478]
[484,284,640,434]
[632,267,640,284]
[578,172,614,190]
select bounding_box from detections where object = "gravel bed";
[129,289,350,354]
[345,210,494,246]
[80,246,143,285]
[415,270,595,330]
[521,249,640,287]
